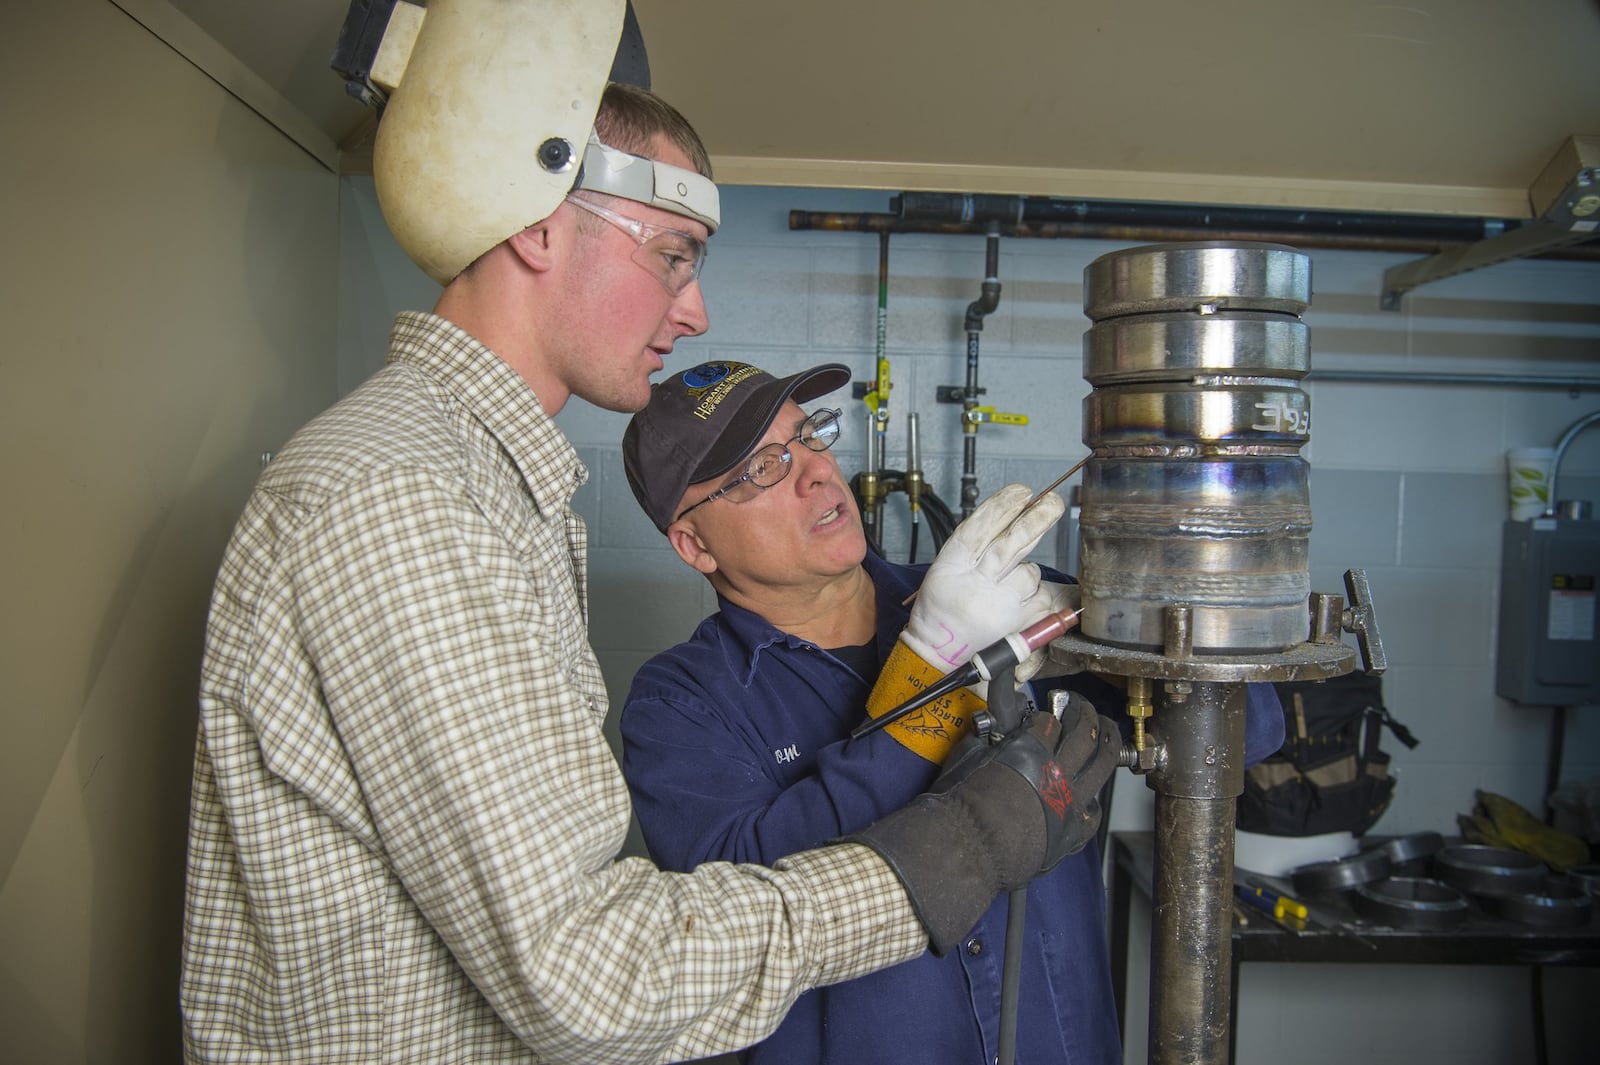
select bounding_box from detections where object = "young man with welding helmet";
[620,359,1288,1064]
[180,4,1124,1063]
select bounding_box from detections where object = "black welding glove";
[849,692,1119,955]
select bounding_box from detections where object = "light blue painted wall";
[338,178,1600,1065]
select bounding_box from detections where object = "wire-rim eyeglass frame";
[675,408,844,521]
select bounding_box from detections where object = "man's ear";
[667,521,718,576]
[506,219,558,273]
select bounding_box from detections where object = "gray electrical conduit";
[1544,409,1600,516]
[1306,370,1600,391]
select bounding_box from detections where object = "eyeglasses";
[565,195,707,296]
[675,408,843,521]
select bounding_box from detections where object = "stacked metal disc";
[1078,241,1314,652]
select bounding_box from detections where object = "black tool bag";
[1236,671,1418,838]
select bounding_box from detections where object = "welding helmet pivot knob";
[538,138,575,172]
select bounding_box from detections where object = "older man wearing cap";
[620,359,1127,1065]
[620,359,1287,1065]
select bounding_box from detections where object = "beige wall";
[0,0,339,1060]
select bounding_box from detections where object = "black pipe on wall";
[789,199,1600,261]
[891,192,1526,242]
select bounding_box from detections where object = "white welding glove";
[864,483,1070,763]
[906,482,1068,684]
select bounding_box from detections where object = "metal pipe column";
[1044,241,1381,1065]
[1148,681,1246,1065]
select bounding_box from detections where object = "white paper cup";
[1507,447,1554,520]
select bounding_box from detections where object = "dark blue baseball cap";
[623,360,851,532]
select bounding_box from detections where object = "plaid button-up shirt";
[180,312,926,1064]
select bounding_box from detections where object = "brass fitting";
[904,467,925,516]
[1126,675,1153,751]
[856,469,882,513]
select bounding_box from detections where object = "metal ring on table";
[1485,876,1596,928]
[1435,844,1547,899]
[1380,831,1443,871]
[1292,848,1393,896]
[1351,877,1470,931]
[1568,865,1600,898]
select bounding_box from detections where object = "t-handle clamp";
[1343,568,1387,674]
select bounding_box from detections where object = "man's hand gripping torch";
[850,601,1115,1065]
[853,606,1084,742]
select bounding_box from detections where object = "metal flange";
[1083,241,1311,320]
[1484,877,1596,928]
[1291,849,1393,896]
[1045,627,1355,684]
[1351,877,1470,930]
[1568,864,1600,897]
[1380,831,1444,872]
[1083,311,1310,385]
[1435,844,1547,899]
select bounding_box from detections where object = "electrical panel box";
[1496,519,1600,705]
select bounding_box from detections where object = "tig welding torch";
[852,606,1083,740]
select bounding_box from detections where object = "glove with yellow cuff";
[865,483,1071,763]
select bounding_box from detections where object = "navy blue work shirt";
[621,553,1284,1065]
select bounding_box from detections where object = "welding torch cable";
[851,604,1081,1065]
[852,607,1084,739]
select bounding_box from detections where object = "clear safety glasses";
[566,195,707,296]
[675,408,843,521]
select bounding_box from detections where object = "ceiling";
[163,0,1600,220]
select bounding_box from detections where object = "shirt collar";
[386,311,587,513]
[710,596,806,687]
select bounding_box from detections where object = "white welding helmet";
[371,0,719,285]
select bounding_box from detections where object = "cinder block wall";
[340,180,1600,1065]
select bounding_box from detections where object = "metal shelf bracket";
[1380,135,1600,310]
